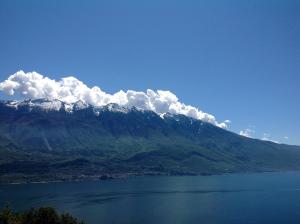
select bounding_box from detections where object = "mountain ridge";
[0,98,300,183]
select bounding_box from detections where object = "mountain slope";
[0,99,300,182]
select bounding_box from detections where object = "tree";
[0,206,86,224]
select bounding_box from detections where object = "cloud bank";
[239,128,255,138]
[262,133,279,143]
[0,70,229,128]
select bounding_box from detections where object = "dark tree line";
[0,206,85,224]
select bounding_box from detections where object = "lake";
[1,172,300,224]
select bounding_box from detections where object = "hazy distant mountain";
[1,98,300,183]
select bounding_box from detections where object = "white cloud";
[239,128,255,138]
[284,136,289,140]
[261,133,279,143]
[0,70,229,128]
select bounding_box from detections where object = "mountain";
[0,98,300,183]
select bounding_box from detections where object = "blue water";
[1,172,300,224]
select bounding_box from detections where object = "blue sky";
[0,0,299,145]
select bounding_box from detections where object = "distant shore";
[0,171,221,185]
[1,169,291,185]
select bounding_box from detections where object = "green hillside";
[0,100,300,183]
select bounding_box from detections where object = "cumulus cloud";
[0,70,229,128]
[239,128,255,138]
[261,133,279,143]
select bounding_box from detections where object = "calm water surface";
[1,172,300,224]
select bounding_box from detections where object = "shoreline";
[1,169,298,186]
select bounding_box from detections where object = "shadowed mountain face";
[0,99,300,182]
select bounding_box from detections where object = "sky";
[0,0,299,145]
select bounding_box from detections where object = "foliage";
[0,206,85,224]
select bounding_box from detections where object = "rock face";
[0,98,300,182]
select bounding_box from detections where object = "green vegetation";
[0,206,85,224]
[1,102,300,183]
